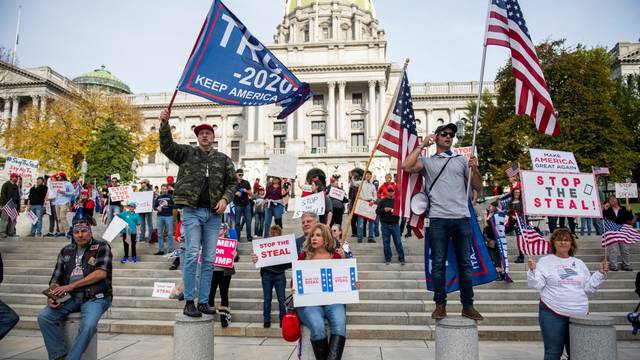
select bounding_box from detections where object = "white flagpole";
[12,6,21,65]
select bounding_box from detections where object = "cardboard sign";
[130,191,153,213]
[292,193,325,219]
[214,238,237,268]
[452,146,473,160]
[151,282,176,299]
[5,156,38,179]
[252,234,298,268]
[520,171,601,218]
[108,186,132,202]
[354,200,377,221]
[615,183,638,199]
[292,259,359,307]
[102,216,128,243]
[266,154,298,179]
[45,202,51,216]
[529,148,579,173]
[328,187,346,201]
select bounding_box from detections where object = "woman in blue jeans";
[528,228,608,360]
[293,223,357,360]
[262,177,287,238]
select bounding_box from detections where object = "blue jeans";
[156,215,174,252]
[234,204,252,241]
[381,222,405,262]
[263,204,284,238]
[373,216,380,236]
[429,218,474,307]
[297,304,346,341]
[592,218,603,236]
[580,218,592,236]
[182,207,222,303]
[139,212,154,241]
[254,211,264,237]
[357,216,374,241]
[30,205,45,235]
[37,297,111,360]
[539,303,570,360]
[261,271,286,323]
[0,299,19,340]
[106,204,122,226]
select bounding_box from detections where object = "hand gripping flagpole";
[340,59,410,247]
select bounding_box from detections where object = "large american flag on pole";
[485,0,560,136]
[376,70,424,237]
[602,219,640,247]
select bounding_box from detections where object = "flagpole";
[12,5,21,65]
[340,59,410,246]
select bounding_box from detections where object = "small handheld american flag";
[505,163,519,178]
[515,214,550,255]
[592,166,609,176]
[602,219,640,247]
[2,199,18,222]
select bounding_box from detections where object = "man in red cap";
[159,109,236,317]
[0,173,20,237]
[52,172,75,237]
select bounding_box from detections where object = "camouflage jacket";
[159,122,236,209]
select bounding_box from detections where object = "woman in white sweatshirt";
[527,228,608,360]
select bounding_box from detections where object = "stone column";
[11,96,19,121]
[569,315,617,360]
[40,96,47,117]
[378,80,386,127]
[256,106,264,140]
[368,80,377,138]
[173,313,214,360]
[448,107,456,123]
[425,108,433,134]
[338,81,346,139]
[63,313,97,360]
[247,107,256,142]
[2,98,10,121]
[435,317,479,360]
[295,106,305,140]
[32,95,40,112]
[327,82,336,140]
[286,113,295,142]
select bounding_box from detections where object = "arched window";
[436,118,444,125]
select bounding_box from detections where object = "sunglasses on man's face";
[439,131,456,138]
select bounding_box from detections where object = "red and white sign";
[452,146,473,160]
[214,238,237,268]
[108,186,132,202]
[354,200,377,221]
[328,187,345,201]
[520,171,602,218]
[529,148,579,173]
[152,282,176,299]
[252,234,298,268]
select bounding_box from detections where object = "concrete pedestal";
[63,312,97,360]
[435,317,478,360]
[570,314,617,360]
[300,324,331,360]
[173,313,214,360]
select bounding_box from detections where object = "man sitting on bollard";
[37,219,112,360]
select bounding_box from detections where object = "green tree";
[458,91,495,175]
[612,74,640,183]
[85,119,136,184]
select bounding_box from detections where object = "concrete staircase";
[1,214,638,341]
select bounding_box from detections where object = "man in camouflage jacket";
[159,109,236,317]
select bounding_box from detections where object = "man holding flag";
[0,173,20,238]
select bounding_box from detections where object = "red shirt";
[298,252,342,260]
[377,182,396,199]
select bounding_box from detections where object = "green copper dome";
[286,0,376,15]
[73,65,131,94]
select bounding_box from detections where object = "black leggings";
[209,271,232,307]
[123,233,137,258]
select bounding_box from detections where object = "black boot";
[327,335,346,360]
[219,307,231,328]
[183,301,201,317]
[311,337,329,360]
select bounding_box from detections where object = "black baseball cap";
[434,123,458,135]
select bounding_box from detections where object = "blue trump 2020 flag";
[177,0,311,119]
[424,202,498,293]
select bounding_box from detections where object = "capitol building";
[1,0,638,184]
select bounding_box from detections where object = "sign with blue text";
[292,259,359,307]
[177,0,311,118]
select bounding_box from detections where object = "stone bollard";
[299,323,331,360]
[435,317,479,360]
[62,312,97,360]
[173,313,214,360]
[570,314,617,360]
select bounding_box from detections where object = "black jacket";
[376,198,400,224]
[603,206,634,225]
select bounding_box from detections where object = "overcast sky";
[1,0,638,93]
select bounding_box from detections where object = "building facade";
[610,41,640,80]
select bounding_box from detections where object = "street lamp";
[455,120,465,141]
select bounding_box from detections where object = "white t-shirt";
[527,255,605,317]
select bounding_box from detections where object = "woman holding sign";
[263,177,288,238]
[294,223,356,360]
[528,228,608,360]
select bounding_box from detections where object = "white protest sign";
[130,191,153,213]
[252,234,298,268]
[615,183,638,199]
[26,210,38,225]
[292,193,325,219]
[354,200,377,221]
[49,181,66,192]
[102,216,127,243]
[529,148,579,173]
[45,202,52,216]
[293,259,359,307]
[328,187,345,201]
[110,173,121,181]
[5,156,38,180]
[452,146,473,160]
[520,170,601,218]
[108,186,132,202]
[151,282,176,299]
[266,154,298,179]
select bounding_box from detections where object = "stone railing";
[410,81,496,96]
[125,92,207,106]
[272,148,286,154]
[350,146,369,153]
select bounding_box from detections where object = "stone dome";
[286,0,376,16]
[73,65,131,94]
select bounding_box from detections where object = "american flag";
[602,219,640,247]
[498,193,512,210]
[515,214,549,255]
[376,69,424,237]
[592,166,609,176]
[2,199,18,222]
[485,0,559,136]
[505,163,519,178]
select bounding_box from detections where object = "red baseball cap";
[9,173,18,178]
[58,172,67,179]
[193,124,214,136]
[166,176,174,185]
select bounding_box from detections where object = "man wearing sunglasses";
[402,123,484,321]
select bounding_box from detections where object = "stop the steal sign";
[252,234,298,268]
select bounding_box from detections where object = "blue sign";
[424,202,498,293]
[177,0,311,118]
